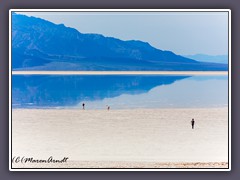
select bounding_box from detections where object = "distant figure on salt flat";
[191,118,195,129]
[82,103,85,110]
[107,105,110,111]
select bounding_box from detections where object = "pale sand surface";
[12,161,228,169]
[12,71,228,75]
[12,108,228,168]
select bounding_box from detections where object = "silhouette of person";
[82,103,85,110]
[107,106,110,111]
[191,118,195,129]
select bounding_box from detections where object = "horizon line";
[12,71,228,75]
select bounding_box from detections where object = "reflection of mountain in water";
[12,75,190,108]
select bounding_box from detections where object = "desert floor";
[12,108,228,169]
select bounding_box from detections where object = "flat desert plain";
[12,108,228,168]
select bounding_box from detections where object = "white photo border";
[9,9,231,171]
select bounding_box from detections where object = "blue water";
[12,75,228,109]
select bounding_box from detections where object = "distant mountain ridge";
[183,54,228,64]
[12,13,228,71]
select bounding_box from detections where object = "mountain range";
[12,13,228,71]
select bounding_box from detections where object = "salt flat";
[12,108,228,168]
[11,71,228,75]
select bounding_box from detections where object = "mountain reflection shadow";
[12,75,190,108]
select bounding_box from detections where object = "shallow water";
[12,75,228,109]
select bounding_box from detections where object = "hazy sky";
[15,11,229,56]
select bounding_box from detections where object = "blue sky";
[16,11,229,56]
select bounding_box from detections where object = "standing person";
[82,103,85,110]
[191,118,195,129]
